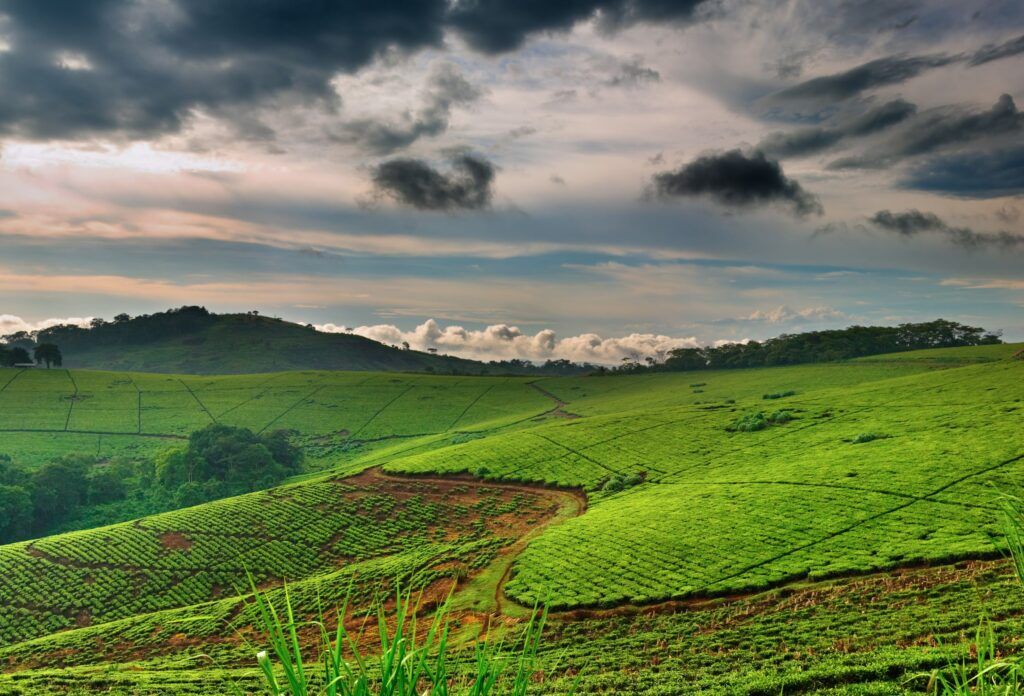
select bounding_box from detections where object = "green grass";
[0,343,1023,693]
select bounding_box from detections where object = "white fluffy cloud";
[317,319,700,364]
[0,314,93,336]
[741,305,847,324]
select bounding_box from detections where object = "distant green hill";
[2,307,544,375]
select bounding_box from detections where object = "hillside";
[2,307,536,375]
[0,342,1023,693]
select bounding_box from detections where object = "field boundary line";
[348,384,415,440]
[257,384,325,435]
[214,373,284,419]
[699,451,1024,593]
[0,427,186,439]
[660,479,994,511]
[447,383,495,431]
[532,432,618,475]
[0,369,24,393]
[126,375,142,434]
[63,369,79,432]
[178,379,217,423]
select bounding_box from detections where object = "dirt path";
[367,467,586,618]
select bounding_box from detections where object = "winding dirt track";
[366,466,587,617]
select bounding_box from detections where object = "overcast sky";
[1,0,1023,363]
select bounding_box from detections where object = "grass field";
[0,342,1023,694]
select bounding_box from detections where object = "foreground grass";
[245,579,565,696]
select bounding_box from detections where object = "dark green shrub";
[851,432,889,444]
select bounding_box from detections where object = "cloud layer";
[0,0,714,141]
[319,319,700,364]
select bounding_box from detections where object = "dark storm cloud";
[969,33,1024,66]
[605,57,661,88]
[649,149,823,218]
[758,99,916,158]
[830,94,1024,169]
[371,152,496,210]
[332,63,483,155]
[869,209,1024,249]
[763,54,958,107]
[0,0,453,140]
[0,0,721,142]
[762,27,1024,114]
[446,0,711,54]
[900,145,1024,198]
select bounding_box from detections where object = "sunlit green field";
[1,343,1023,694]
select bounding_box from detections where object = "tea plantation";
[0,342,1023,694]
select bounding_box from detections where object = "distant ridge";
[0,307,548,375]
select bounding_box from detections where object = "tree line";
[609,319,1001,374]
[0,424,301,544]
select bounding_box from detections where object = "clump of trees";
[1,342,62,367]
[0,453,130,543]
[0,425,302,544]
[155,424,302,505]
[0,345,31,366]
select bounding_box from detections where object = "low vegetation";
[0,341,1022,693]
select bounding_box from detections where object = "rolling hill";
[2,307,547,375]
[0,342,1023,694]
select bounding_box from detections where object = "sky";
[1,0,1023,364]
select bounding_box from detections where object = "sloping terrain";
[6,310,513,375]
[0,342,1022,694]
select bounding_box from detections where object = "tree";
[0,485,33,542]
[33,343,63,368]
[402,341,410,350]
[0,454,23,485]
[31,455,90,525]
[10,346,30,365]
[87,467,126,504]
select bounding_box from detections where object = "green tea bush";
[601,472,644,493]
[762,390,797,400]
[727,413,769,432]
[851,432,890,444]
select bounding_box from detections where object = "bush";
[766,410,796,425]
[727,410,796,432]
[602,471,645,493]
[727,413,768,432]
[851,432,889,444]
[762,390,796,400]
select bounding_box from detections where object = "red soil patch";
[158,532,193,551]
